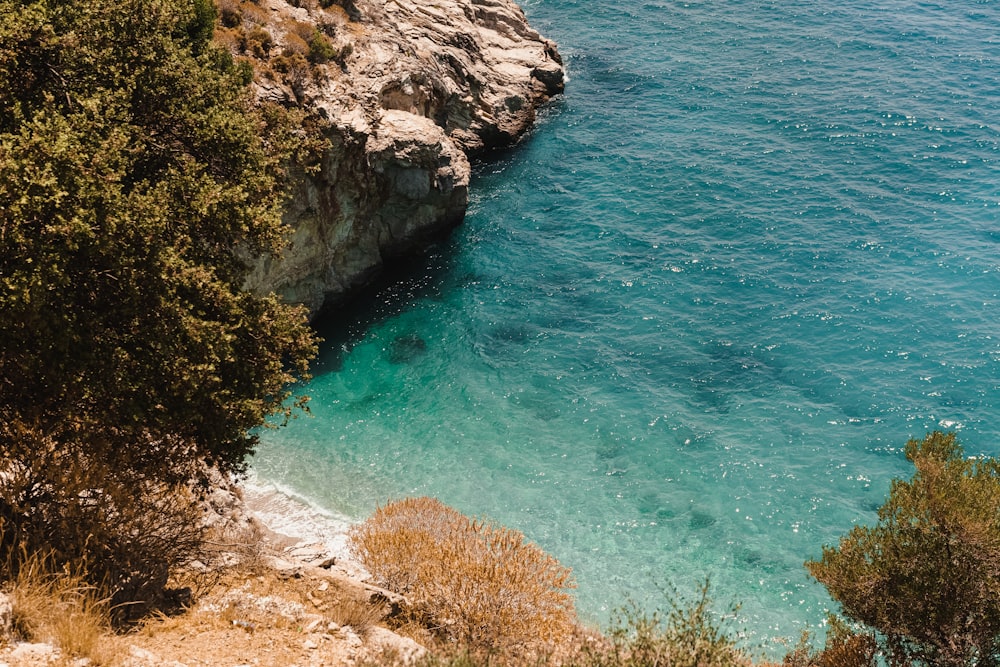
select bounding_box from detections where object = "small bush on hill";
[242,26,274,58]
[580,581,753,667]
[218,0,243,28]
[0,437,207,623]
[307,29,338,63]
[779,618,877,667]
[350,497,577,657]
[807,431,1000,666]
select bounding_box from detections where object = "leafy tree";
[807,432,1000,666]
[0,0,318,611]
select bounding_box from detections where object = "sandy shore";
[236,475,372,581]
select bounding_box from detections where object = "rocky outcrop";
[235,0,564,313]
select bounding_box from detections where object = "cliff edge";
[228,0,564,313]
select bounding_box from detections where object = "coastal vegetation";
[806,431,1000,666]
[0,0,997,663]
[350,496,578,658]
[0,0,317,617]
[348,433,1000,667]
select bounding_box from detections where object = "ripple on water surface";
[255,0,1000,651]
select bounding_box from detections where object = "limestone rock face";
[244,110,470,311]
[352,0,565,154]
[239,0,563,313]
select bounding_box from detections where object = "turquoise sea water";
[254,0,1000,650]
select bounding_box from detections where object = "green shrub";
[350,497,577,657]
[0,0,316,616]
[807,431,1000,666]
[780,618,877,667]
[307,29,338,64]
[580,581,752,667]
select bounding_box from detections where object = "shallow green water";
[253,0,1000,649]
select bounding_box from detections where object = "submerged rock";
[689,510,717,530]
[238,0,564,314]
[388,333,428,364]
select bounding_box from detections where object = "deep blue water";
[253,0,1000,651]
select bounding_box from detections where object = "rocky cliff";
[227,0,564,313]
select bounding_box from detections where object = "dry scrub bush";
[350,497,577,656]
[1,429,209,625]
[242,27,274,57]
[285,18,318,41]
[327,595,388,634]
[203,519,269,574]
[283,31,311,57]
[5,552,122,665]
[217,0,243,27]
[779,620,877,667]
[579,581,753,667]
[240,2,270,25]
[214,25,244,53]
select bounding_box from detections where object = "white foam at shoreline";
[241,472,357,564]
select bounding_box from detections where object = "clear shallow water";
[254,0,1000,651]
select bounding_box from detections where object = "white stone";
[363,626,427,665]
[0,592,12,638]
[10,642,59,664]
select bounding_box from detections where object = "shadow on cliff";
[307,98,564,377]
[309,235,460,376]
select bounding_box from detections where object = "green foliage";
[583,581,752,667]
[184,0,219,52]
[307,28,337,64]
[0,0,318,611]
[807,431,1000,666]
[780,618,877,667]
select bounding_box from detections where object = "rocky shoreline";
[0,1,562,662]
[237,0,565,313]
[0,477,421,667]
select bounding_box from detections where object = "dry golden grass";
[327,594,387,633]
[5,552,123,666]
[350,497,577,658]
[283,31,311,57]
[204,519,270,573]
[215,25,244,52]
[241,2,270,25]
[285,18,319,41]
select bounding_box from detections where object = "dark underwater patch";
[388,333,428,364]
[688,509,717,530]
